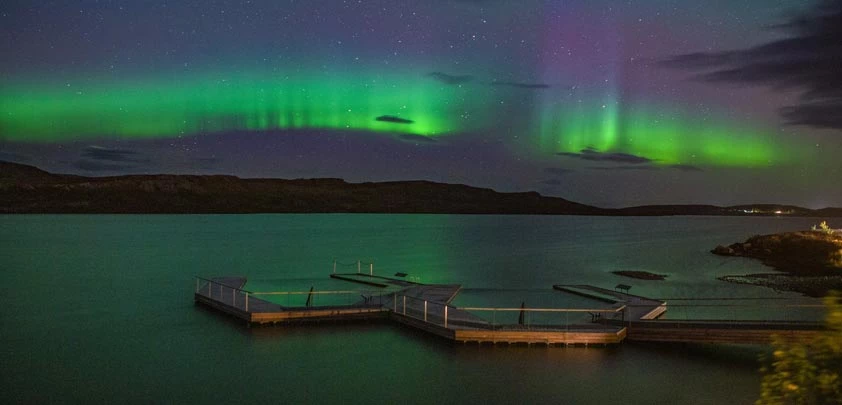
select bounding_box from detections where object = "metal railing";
[195,277,826,331]
[618,301,826,327]
[391,293,627,331]
[195,276,392,311]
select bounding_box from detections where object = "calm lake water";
[0,214,825,404]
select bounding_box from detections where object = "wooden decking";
[453,326,627,345]
[194,277,389,324]
[621,319,825,344]
[553,284,668,320]
[552,283,826,344]
[195,275,627,345]
[196,276,825,346]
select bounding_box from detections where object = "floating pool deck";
[195,274,627,345]
[195,274,825,346]
[194,276,390,324]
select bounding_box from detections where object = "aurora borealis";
[2,0,840,207]
[1,70,491,140]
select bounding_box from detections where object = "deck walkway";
[329,273,414,288]
[195,277,389,324]
[196,277,824,345]
[196,275,626,345]
[620,319,825,344]
[551,284,827,344]
[553,284,667,320]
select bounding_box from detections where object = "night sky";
[2,0,841,208]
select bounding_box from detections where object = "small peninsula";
[713,229,842,297]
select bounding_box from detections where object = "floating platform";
[196,276,825,346]
[552,284,825,344]
[620,319,824,344]
[195,275,627,345]
[194,277,389,324]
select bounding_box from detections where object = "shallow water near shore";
[0,214,825,404]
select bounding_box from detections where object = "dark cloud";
[490,81,550,89]
[669,164,703,172]
[661,0,842,131]
[76,145,150,172]
[427,72,473,85]
[194,157,221,170]
[375,115,415,124]
[589,165,658,171]
[543,167,574,175]
[75,160,134,172]
[540,178,564,186]
[558,147,653,164]
[398,134,437,143]
[82,145,148,163]
[0,151,32,163]
[590,163,703,172]
[450,0,503,3]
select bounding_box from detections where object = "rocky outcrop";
[712,231,842,275]
[717,274,842,298]
[612,271,668,280]
[711,245,735,255]
[714,231,842,296]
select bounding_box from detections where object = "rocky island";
[712,228,842,297]
[611,271,668,280]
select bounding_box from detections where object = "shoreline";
[3,161,841,216]
[718,273,842,297]
[712,230,842,296]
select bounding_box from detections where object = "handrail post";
[232,288,236,306]
[208,281,212,296]
[369,263,373,276]
[444,305,448,328]
[403,296,406,315]
[245,292,249,311]
[424,300,427,322]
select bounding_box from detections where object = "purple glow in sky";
[1,0,840,207]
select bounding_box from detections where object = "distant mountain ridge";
[1,161,840,216]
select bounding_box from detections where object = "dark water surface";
[0,214,822,404]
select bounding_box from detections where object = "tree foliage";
[758,292,842,404]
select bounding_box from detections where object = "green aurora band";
[0,71,799,168]
[0,71,489,141]
[537,99,794,167]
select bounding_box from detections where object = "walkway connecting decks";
[195,274,826,346]
[553,284,825,344]
[195,275,626,345]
